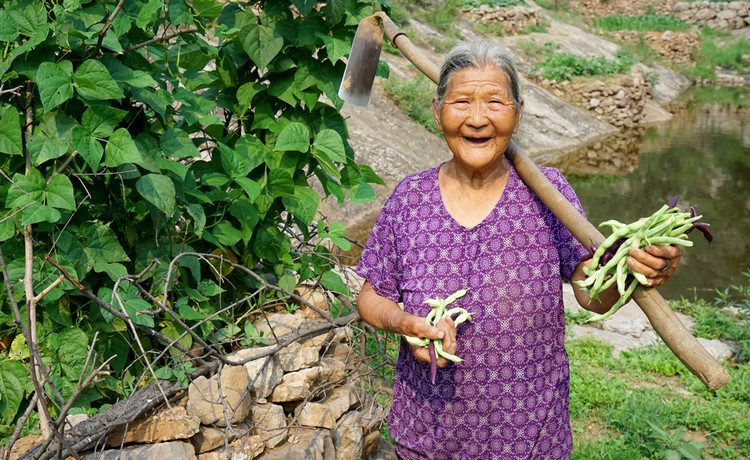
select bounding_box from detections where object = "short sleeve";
[543,168,591,282]
[355,195,403,303]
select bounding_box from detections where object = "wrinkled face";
[433,66,523,173]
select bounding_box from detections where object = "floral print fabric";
[356,163,590,459]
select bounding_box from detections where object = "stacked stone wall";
[10,303,395,460]
[609,29,701,67]
[462,4,544,34]
[529,71,653,128]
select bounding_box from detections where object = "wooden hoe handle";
[376,14,730,390]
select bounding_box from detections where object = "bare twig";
[121,28,199,53]
[95,0,126,51]
[0,84,24,97]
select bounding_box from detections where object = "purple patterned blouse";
[356,163,590,459]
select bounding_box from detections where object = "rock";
[568,324,659,358]
[7,433,44,459]
[253,402,288,448]
[295,402,337,429]
[258,428,334,460]
[601,316,648,338]
[107,403,200,446]
[81,441,196,460]
[362,430,382,458]
[331,411,364,460]
[231,347,284,399]
[197,436,264,460]
[696,337,738,362]
[190,424,251,454]
[366,436,398,460]
[269,367,321,402]
[321,383,361,420]
[187,365,252,426]
[278,342,320,372]
[65,414,89,428]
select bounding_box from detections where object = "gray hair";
[434,41,522,114]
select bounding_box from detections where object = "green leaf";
[82,106,127,138]
[323,0,346,25]
[218,143,247,179]
[229,199,258,242]
[23,203,61,225]
[57,328,89,381]
[36,61,73,112]
[73,125,104,170]
[161,128,200,158]
[105,128,142,167]
[136,0,163,29]
[186,203,206,237]
[169,0,193,26]
[234,177,261,202]
[193,0,223,19]
[283,186,320,225]
[6,168,44,209]
[0,10,20,42]
[320,270,350,295]
[234,135,269,172]
[316,32,350,63]
[74,59,124,101]
[267,169,295,198]
[28,137,68,165]
[46,174,76,210]
[136,174,176,216]
[324,221,351,250]
[236,82,263,115]
[0,359,26,425]
[274,122,310,153]
[86,222,129,263]
[123,298,155,327]
[211,220,243,246]
[313,129,346,163]
[0,106,22,155]
[350,180,376,204]
[241,23,284,70]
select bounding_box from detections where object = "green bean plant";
[0,0,388,445]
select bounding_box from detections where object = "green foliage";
[595,14,691,32]
[686,28,750,79]
[461,0,528,8]
[535,43,635,81]
[0,0,387,437]
[382,72,441,135]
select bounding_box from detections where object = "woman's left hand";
[627,244,682,287]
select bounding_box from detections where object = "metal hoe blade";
[338,15,383,106]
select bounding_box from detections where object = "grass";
[381,72,441,135]
[534,42,635,81]
[595,14,692,32]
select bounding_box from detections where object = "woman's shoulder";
[391,164,441,195]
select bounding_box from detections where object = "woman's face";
[433,65,523,173]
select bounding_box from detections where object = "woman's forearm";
[356,281,410,334]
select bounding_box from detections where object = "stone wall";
[10,306,396,460]
[609,29,701,66]
[462,4,544,34]
[674,1,750,30]
[529,71,653,128]
[577,0,750,31]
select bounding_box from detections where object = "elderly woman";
[355,41,681,459]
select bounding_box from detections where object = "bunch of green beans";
[403,289,472,384]
[577,201,708,322]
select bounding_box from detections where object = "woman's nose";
[465,102,488,127]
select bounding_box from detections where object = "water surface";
[560,98,750,301]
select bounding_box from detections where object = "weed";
[381,72,441,135]
[595,14,691,32]
[534,42,635,81]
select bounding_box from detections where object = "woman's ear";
[432,98,443,132]
[513,98,524,134]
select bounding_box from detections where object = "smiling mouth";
[463,137,490,145]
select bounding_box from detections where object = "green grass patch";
[683,28,750,80]
[595,14,691,32]
[381,72,441,135]
[534,43,635,81]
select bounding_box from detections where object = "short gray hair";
[434,41,522,114]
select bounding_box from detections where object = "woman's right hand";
[401,314,457,368]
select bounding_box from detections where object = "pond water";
[556,91,750,301]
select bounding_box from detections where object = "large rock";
[197,436,264,460]
[229,346,285,399]
[187,365,252,426]
[269,367,321,402]
[332,411,364,460]
[252,402,288,448]
[258,428,335,460]
[81,441,196,460]
[107,404,200,446]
